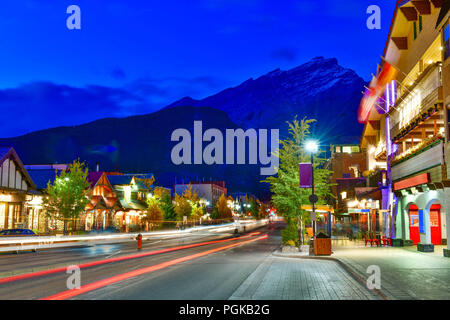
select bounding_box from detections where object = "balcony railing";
[390,63,443,139]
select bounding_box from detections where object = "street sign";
[309,194,318,204]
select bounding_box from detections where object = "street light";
[304,140,319,237]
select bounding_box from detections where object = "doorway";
[408,204,420,244]
[430,204,442,245]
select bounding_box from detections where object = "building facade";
[0,148,38,230]
[174,181,227,208]
[363,0,449,255]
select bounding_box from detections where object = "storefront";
[393,173,449,251]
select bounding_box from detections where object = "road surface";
[0,222,377,300]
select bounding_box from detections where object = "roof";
[0,147,36,190]
[86,171,104,189]
[107,175,134,186]
[27,169,60,190]
[436,0,450,28]
[119,199,147,210]
[106,173,155,190]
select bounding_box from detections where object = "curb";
[272,248,390,300]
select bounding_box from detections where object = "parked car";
[0,229,37,237]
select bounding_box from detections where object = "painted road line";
[42,234,269,300]
[0,233,258,285]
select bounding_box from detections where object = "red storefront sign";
[394,173,429,191]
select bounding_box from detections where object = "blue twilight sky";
[0,0,396,137]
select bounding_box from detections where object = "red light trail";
[42,234,268,300]
[0,232,261,285]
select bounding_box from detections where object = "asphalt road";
[0,224,276,300]
[0,221,377,300]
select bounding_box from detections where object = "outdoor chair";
[363,234,380,247]
[381,238,391,246]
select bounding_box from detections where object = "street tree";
[42,160,91,235]
[145,193,164,229]
[216,194,232,219]
[262,117,334,245]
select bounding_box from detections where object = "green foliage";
[42,160,91,234]
[281,219,299,246]
[210,206,220,220]
[145,194,164,223]
[160,193,176,221]
[261,117,334,244]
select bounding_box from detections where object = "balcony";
[390,62,443,141]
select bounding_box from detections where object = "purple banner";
[299,163,312,188]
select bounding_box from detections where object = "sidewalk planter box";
[313,238,332,256]
[444,249,450,258]
[417,243,434,252]
[392,239,404,247]
[403,240,413,246]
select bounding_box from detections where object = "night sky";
[0,0,395,137]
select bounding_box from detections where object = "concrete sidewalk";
[229,254,379,300]
[331,244,450,300]
[230,238,450,300]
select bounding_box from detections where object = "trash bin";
[313,232,332,256]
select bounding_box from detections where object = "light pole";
[305,140,319,237]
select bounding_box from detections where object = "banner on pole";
[299,163,312,188]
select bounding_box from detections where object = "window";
[419,15,422,32]
[444,22,450,60]
[413,21,417,40]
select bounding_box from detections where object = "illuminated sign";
[394,173,429,191]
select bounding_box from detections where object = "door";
[430,204,442,245]
[409,204,420,245]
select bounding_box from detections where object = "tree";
[152,187,176,221]
[216,194,232,219]
[42,160,91,235]
[160,193,176,221]
[145,194,164,229]
[174,193,191,221]
[262,117,334,245]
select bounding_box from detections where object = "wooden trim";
[391,37,408,50]
[412,1,431,15]
[400,6,418,21]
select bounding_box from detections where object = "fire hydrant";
[136,233,143,250]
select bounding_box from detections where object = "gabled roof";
[0,147,36,190]
[107,174,134,186]
[86,171,104,189]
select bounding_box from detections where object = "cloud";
[0,75,229,138]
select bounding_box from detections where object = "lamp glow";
[305,140,319,153]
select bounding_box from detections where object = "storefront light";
[0,194,12,202]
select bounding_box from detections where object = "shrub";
[281,221,299,247]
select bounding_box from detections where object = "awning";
[301,205,334,213]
